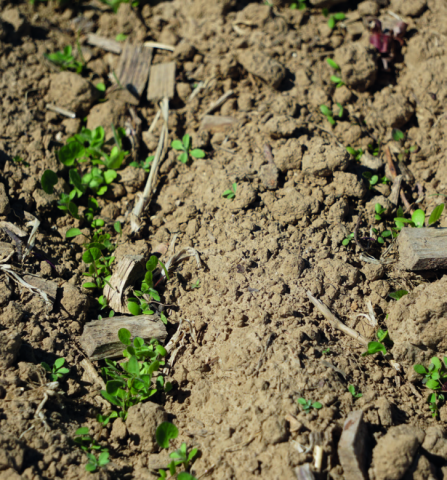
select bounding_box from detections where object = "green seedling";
[330,75,345,88]
[414,357,447,417]
[290,0,306,9]
[96,83,106,93]
[374,203,386,221]
[362,172,389,190]
[44,46,84,74]
[388,289,408,301]
[348,385,362,399]
[99,0,135,13]
[191,279,200,289]
[116,33,128,42]
[74,427,108,454]
[85,452,110,473]
[328,12,345,29]
[342,232,354,246]
[297,398,323,413]
[394,204,445,232]
[346,146,363,161]
[12,156,30,167]
[322,347,331,355]
[130,155,154,173]
[320,105,336,125]
[66,219,116,290]
[368,142,380,156]
[156,422,198,480]
[326,58,340,70]
[100,328,171,422]
[41,357,70,381]
[128,255,169,315]
[428,203,445,226]
[171,134,205,164]
[362,329,389,356]
[392,128,417,161]
[372,227,393,244]
[222,183,237,200]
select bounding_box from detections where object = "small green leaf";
[326,58,340,70]
[431,357,442,371]
[96,82,106,92]
[118,328,131,346]
[128,301,142,316]
[146,256,158,272]
[426,379,440,390]
[54,357,65,369]
[114,221,122,234]
[330,75,343,84]
[320,105,332,117]
[75,427,90,436]
[297,398,307,406]
[104,169,118,184]
[392,128,405,142]
[66,228,82,238]
[182,134,191,150]
[179,152,189,163]
[334,12,345,20]
[115,33,128,41]
[312,401,323,409]
[190,148,206,158]
[59,141,84,166]
[156,422,179,449]
[41,170,58,194]
[82,282,97,289]
[362,341,387,356]
[328,16,336,29]
[412,209,425,228]
[389,290,409,301]
[428,203,444,226]
[336,102,344,117]
[171,140,184,151]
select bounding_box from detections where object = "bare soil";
[1,0,447,479]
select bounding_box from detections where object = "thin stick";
[45,104,76,118]
[385,146,398,178]
[130,97,169,233]
[306,291,369,346]
[203,90,234,116]
[143,41,175,52]
[353,214,366,252]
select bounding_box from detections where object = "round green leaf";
[320,105,332,116]
[155,345,167,357]
[431,357,442,371]
[146,256,158,272]
[104,169,118,184]
[412,209,425,228]
[54,357,65,369]
[66,228,82,238]
[334,12,345,20]
[96,82,106,92]
[58,142,84,166]
[426,379,440,390]
[128,301,142,316]
[75,427,89,436]
[177,473,196,480]
[171,140,184,151]
[191,148,205,159]
[312,402,323,409]
[41,170,58,194]
[118,328,131,346]
[68,201,79,219]
[328,16,336,29]
[156,422,179,449]
[179,152,188,163]
[97,185,108,196]
[114,221,122,234]
[392,128,405,142]
[326,58,340,70]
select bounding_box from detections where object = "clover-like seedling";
[297,398,323,413]
[414,357,447,417]
[171,134,205,164]
[328,12,345,29]
[372,227,393,244]
[41,357,70,381]
[290,0,306,10]
[322,347,331,355]
[362,329,390,357]
[85,452,110,473]
[130,155,154,173]
[44,46,84,74]
[12,156,30,167]
[346,146,363,161]
[320,105,336,125]
[342,232,354,246]
[362,171,380,189]
[222,183,237,200]
[191,279,200,289]
[348,385,363,399]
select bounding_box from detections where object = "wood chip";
[398,227,447,270]
[79,314,167,361]
[103,255,146,313]
[45,103,76,118]
[86,33,122,54]
[147,62,176,101]
[116,44,153,104]
[338,410,370,480]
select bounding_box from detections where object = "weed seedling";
[428,203,445,226]
[127,255,169,315]
[130,155,154,173]
[171,134,205,164]
[374,203,386,221]
[328,12,345,29]
[100,328,171,422]
[320,105,336,125]
[41,357,70,381]
[290,0,306,9]
[348,385,363,399]
[342,232,354,246]
[322,347,331,355]
[297,398,323,413]
[116,33,128,42]
[44,46,84,74]
[414,357,447,417]
[362,329,390,356]
[326,58,340,70]
[12,156,30,167]
[388,289,408,301]
[191,279,200,289]
[156,422,198,480]
[222,183,237,200]
[392,128,417,161]
[330,75,345,88]
[346,146,363,161]
[372,227,392,244]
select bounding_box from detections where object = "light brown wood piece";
[338,410,370,480]
[116,44,153,104]
[103,254,146,313]
[147,62,176,101]
[86,33,122,54]
[389,174,402,206]
[79,314,167,361]
[398,227,447,270]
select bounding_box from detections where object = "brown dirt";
[1,0,447,479]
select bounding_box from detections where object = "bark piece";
[338,410,370,480]
[116,44,153,104]
[147,62,176,101]
[79,314,167,360]
[22,275,58,303]
[86,33,122,54]
[398,227,447,270]
[103,255,146,314]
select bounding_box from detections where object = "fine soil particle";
[0,0,447,479]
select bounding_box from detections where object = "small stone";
[1,8,29,36]
[110,417,128,443]
[361,152,384,172]
[86,98,128,140]
[302,138,349,177]
[273,140,304,172]
[237,48,285,89]
[60,284,89,322]
[264,115,297,139]
[0,182,10,215]
[333,172,367,198]
[0,330,21,369]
